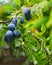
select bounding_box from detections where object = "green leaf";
[41,24,46,33]
[13,0,21,6]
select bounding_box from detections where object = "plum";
[8,23,15,31]
[11,17,18,26]
[4,30,15,42]
[23,8,31,20]
[13,30,21,37]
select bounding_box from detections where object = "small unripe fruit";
[23,8,31,20]
[13,30,21,37]
[8,23,15,31]
[4,30,14,42]
[11,17,18,26]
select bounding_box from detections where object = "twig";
[0,18,13,25]
[0,21,8,25]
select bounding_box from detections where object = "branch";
[0,21,8,25]
[0,18,13,25]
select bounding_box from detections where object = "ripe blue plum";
[8,23,15,31]
[4,30,15,42]
[13,30,21,37]
[23,8,31,20]
[11,17,18,26]
[18,16,24,24]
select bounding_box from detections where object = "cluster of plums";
[4,8,31,42]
